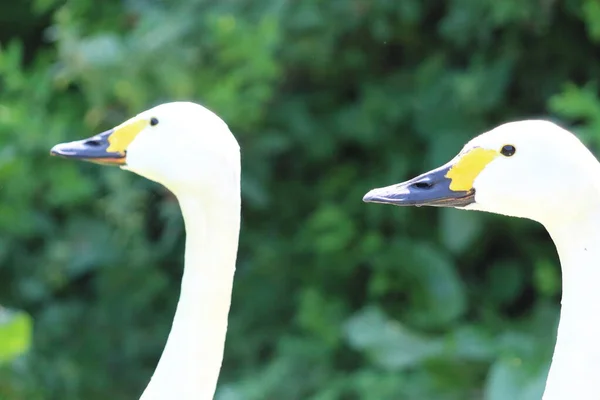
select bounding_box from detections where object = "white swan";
[363,120,600,400]
[51,102,241,400]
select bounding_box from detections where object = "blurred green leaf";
[400,241,467,328]
[345,306,444,370]
[484,356,548,400]
[0,308,32,364]
[446,324,496,362]
[533,258,561,297]
[583,0,600,42]
[486,261,525,307]
[440,208,483,254]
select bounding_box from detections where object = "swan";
[50,102,241,400]
[363,120,600,400]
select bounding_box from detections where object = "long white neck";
[542,210,600,400]
[140,191,241,400]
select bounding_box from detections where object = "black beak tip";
[363,188,398,205]
[50,142,85,158]
[50,143,69,157]
[362,190,377,203]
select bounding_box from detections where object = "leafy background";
[1,0,600,399]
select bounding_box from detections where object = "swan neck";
[140,193,240,400]
[542,211,600,400]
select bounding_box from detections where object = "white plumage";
[365,120,600,400]
[52,102,241,400]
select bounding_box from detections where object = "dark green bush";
[1,0,599,399]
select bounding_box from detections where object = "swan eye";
[150,117,159,126]
[500,145,516,157]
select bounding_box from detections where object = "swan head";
[51,102,240,197]
[363,120,600,226]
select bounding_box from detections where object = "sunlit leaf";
[0,308,32,364]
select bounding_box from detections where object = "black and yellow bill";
[50,118,148,166]
[363,147,498,208]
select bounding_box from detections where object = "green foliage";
[0,0,599,399]
[0,309,31,364]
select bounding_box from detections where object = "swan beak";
[50,129,126,166]
[363,148,498,208]
[363,163,475,208]
[51,117,149,166]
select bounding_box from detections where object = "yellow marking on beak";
[445,148,498,191]
[106,119,148,154]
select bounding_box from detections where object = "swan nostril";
[84,139,102,147]
[412,181,433,190]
